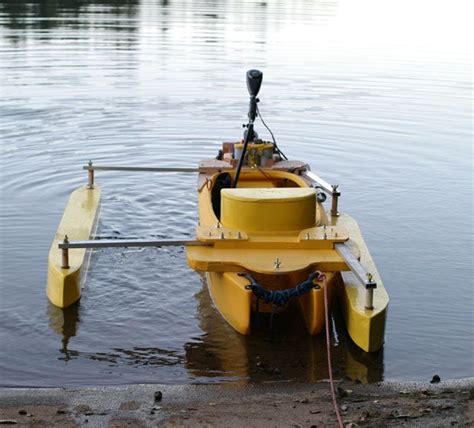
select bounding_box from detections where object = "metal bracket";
[335,243,377,310]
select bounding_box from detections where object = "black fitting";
[316,192,327,203]
[365,280,377,290]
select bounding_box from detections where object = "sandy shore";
[0,378,472,427]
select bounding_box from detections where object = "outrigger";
[47,70,389,353]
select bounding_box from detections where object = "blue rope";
[239,271,322,306]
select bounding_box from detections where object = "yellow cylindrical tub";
[221,187,316,232]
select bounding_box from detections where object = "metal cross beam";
[59,239,211,249]
[58,237,211,269]
[83,165,199,173]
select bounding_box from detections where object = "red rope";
[323,276,344,428]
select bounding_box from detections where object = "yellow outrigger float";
[47,70,388,353]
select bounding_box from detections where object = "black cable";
[256,105,287,160]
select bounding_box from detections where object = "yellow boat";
[186,70,388,352]
[186,159,388,352]
[47,70,388,353]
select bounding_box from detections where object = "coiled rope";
[239,271,324,306]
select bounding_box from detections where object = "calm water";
[0,0,472,387]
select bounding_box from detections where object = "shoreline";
[1,378,472,427]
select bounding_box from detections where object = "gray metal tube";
[58,239,211,250]
[300,171,334,195]
[61,236,70,269]
[365,288,374,310]
[331,192,339,217]
[87,160,94,188]
[88,169,94,189]
[83,165,200,173]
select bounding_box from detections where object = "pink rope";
[323,276,344,428]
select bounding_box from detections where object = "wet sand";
[0,378,472,427]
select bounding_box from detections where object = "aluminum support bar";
[300,171,336,196]
[301,171,341,216]
[59,239,212,250]
[335,243,377,310]
[83,165,200,173]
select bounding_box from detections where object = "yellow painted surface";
[196,225,249,242]
[206,272,252,334]
[47,186,101,308]
[222,187,316,202]
[198,170,324,228]
[187,167,388,353]
[187,247,347,274]
[195,224,348,249]
[298,272,336,335]
[221,188,316,232]
[330,213,389,352]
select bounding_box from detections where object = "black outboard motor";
[246,69,262,123]
[233,69,263,188]
[247,69,263,97]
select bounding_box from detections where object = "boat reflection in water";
[47,301,81,362]
[185,276,384,384]
[46,275,383,383]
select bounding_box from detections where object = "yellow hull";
[188,165,389,352]
[47,186,101,308]
[331,213,389,352]
[206,270,337,336]
[298,272,336,335]
[206,272,252,334]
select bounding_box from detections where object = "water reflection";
[4,0,470,386]
[48,302,185,366]
[185,278,384,384]
[47,277,383,383]
[0,0,140,44]
[0,0,340,44]
[47,301,80,361]
[1,0,140,26]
